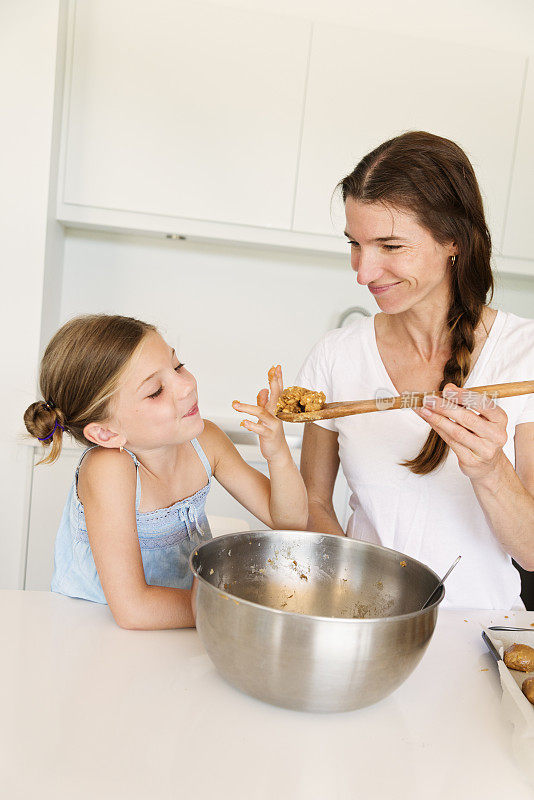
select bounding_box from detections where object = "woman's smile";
[368,281,403,295]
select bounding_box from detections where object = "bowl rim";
[189,529,445,623]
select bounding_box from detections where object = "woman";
[297,131,534,609]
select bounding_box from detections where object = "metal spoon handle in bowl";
[488,626,534,632]
[421,555,462,610]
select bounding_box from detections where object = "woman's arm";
[79,448,195,630]
[470,422,534,570]
[415,385,534,570]
[300,422,345,536]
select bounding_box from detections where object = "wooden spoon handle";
[276,380,534,423]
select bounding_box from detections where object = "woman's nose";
[352,249,383,286]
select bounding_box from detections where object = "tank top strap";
[122,448,142,511]
[190,438,212,480]
[75,446,141,512]
[75,445,98,476]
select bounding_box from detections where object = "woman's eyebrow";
[343,231,406,242]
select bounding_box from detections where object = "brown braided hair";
[338,131,494,475]
[24,314,156,464]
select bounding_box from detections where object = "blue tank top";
[51,439,212,604]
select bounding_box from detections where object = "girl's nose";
[173,369,196,400]
[352,249,384,286]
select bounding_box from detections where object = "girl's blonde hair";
[24,314,156,464]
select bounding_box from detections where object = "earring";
[451,255,457,267]
[119,445,124,453]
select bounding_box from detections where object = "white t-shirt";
[296,310,534,609]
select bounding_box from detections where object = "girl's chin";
[181,415,204,439]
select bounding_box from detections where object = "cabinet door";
[293,24,525,248]
[502,60,534,261]
[62,0,310,229]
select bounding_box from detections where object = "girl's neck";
[124,440,189,481]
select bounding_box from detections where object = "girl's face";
[344,197,457,314]
[106,331,203,451]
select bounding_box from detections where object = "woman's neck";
[378,301,496,367]
[378,287,452,364]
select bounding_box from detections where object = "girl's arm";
[79,448,195,630]
[202,368,307,529]
[300,422,345,536]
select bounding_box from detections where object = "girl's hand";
[414,382,509,481]
[232,365,289,464]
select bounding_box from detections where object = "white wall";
[0,0,66,587]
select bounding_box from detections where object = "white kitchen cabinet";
[59,0,311,230]
[24,440,352,591]
[292,23,526,250]
[502,59,534,264]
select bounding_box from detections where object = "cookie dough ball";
[276,386,326,415]
[522,677,534,705]
[503,643,534,672]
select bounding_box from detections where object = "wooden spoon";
[276,380,534,423]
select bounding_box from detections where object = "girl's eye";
[174,362,184,372]
[347,241,359,248]
[148,386,163,399]
[383,244,402,251]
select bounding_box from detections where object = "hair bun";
[24,400,57,438]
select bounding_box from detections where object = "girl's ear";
[83,422,126,450]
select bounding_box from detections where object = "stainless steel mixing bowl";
[190,530,444,712]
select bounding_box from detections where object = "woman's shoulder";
[306,315,374,360]
[497,309,534,358]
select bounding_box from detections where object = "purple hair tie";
[38,419,65,441]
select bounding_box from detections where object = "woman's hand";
[232,365,290,464]
[414,382,509,481]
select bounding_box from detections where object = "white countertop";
[2,591,533,800]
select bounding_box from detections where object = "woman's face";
[344,197,457,314]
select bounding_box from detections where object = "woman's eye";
[174,362,185,372]
[348,241,359,248]
[383,245,402,251]
[148,386,163,399]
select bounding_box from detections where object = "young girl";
[24,314,307,629]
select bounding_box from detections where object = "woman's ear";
[83,422,125,450]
